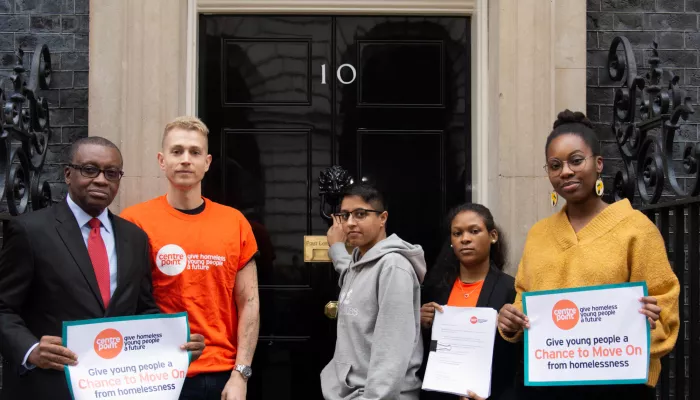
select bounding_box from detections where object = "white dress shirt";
[22,195,119,369]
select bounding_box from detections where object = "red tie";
[87,218,111,308]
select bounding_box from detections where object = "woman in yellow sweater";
[497,110,680,400]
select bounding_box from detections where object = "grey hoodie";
[321,234,427,400]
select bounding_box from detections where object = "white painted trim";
[197,0,476,14]
[186,0,490,206]
[472,0,488,206]
[185,0,198,115]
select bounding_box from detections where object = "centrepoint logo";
[156,244,187,276]
[94,328,123,359]
[552,299,579,330]
[470,316,478,324]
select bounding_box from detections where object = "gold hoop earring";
[595,176,604,197]
[550,191,558,207]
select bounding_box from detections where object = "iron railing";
[608,36,699,400]
[0,44,54,392]
[0,44,54,218]
[642,201,700,400]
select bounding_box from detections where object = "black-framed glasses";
[68,164,124,181]
[543,155,593,177]
[333,208,383,222]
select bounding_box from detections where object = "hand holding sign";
[461,391,486,400]
[497,303,530,334]
[180,333,205,362]
[420,302,444,329]
[639,296,661,329]
[29,335,78,371]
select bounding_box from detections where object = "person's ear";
[489,229,499,244]
[379,211,388,229]
[596,156,604,174]
[157,152,166,171]
[204,154,212,172]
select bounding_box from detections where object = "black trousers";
[519,384,655,400]
[179,371,232,400]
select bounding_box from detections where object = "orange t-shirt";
[446,278,484,307]
[121,196,258,376]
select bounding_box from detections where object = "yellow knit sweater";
[500,199,680,387]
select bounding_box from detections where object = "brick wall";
[587,0,700,199]
[588,2,697,400]
[0,0,89,390]
[0,0,89,203]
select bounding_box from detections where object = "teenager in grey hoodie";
[321,183,427,400]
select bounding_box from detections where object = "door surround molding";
[89,0,585,275]
[185,0,491,205]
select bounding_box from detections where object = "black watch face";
[240,366,252,378]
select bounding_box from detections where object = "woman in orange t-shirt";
[419,204,522,400]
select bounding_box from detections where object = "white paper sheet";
[421,306,497,398]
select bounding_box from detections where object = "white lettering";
[337,64,357,85]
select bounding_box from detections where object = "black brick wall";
[0,0,89,204]
[587,0,700,201]
[588,3,696,400]
[0,0,88,390]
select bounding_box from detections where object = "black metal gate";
[0,45,55,392]
[608,36,699,400]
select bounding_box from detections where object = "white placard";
[63,312,190,400]
[523,282,650,386]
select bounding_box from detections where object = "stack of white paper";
[421,306,498,399]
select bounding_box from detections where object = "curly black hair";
[545,109,600,156]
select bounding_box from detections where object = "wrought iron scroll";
[608,37,697,205]
[319,165,353,225]
[0,45,53,216]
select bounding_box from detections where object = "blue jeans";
[179,371,232,400]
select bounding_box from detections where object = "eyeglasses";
[68,164,124,181]
[333,208,383,222]
[543,156,593,177]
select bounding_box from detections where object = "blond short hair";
[162,116,209,149]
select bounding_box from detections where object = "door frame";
[185,0,491,205]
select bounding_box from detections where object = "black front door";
[198,15,470,399]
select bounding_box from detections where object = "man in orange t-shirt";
[121,116,259,400]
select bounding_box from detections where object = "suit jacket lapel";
[54,200,105,311]
[108,214,132,314]
[435,282,451,306]
[476,264,500,308]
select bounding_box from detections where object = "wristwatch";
[234,364,252,380]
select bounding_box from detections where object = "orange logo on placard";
[470,316,478,324]
[551,299,579,330]
[94,328,123,359]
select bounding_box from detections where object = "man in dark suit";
[0,136,205,399]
